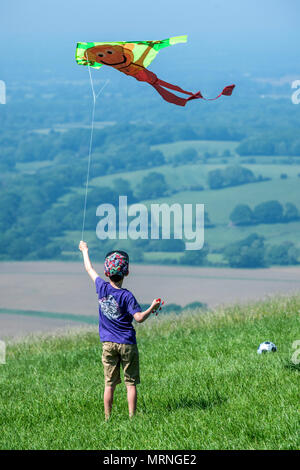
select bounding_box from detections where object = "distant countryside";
[1,75,300,269]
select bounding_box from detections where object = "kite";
[75,36,235,106]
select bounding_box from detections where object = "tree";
[112,178,136,203]
[184,301,208,310]
[0,192,20,231]
[207,165,256,189]
[207,169,224,189]
[205,211,214,227]
[147,238,185,252]
[174,148,198,165]
[181,244,209,266]
[266,242,299,266]
[230,204,254,226]
[135,172,168,200]
[253,200,283,224]
[283,203,300,222]
[33,243,61,260]
[128,246,144,262]
[3,237,31,260]
[224,233,266,268]
[236,135,275,156]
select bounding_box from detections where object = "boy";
[79,240,161,420]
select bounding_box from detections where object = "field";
[0,296,299,450]
[13,138,300,261]
[89,158,300,197]
[151,140,239,159]
[76,139,300,256]
[1,262,300,338]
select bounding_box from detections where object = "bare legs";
[126,385,137,418]
[103,384,137,420]
[104,385,115,421]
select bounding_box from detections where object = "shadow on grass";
[165,392,227,412]
[284,361,300,373]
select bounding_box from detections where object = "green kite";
[76,36,235,106]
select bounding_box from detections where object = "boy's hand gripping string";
[154,298,164,316]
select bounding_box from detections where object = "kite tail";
[135,69,235,107]
[199,84,236,101]
[155,79,235,105]
[152,79,201,107]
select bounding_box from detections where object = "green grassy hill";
[1,296,299,450]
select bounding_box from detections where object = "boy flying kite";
[79,241,162,420]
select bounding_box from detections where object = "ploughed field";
[1,262,300,338]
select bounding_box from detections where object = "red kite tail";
[152,80,235,106]
[134,69,235,106]
[201,84,236,101]
[152,80,201,107]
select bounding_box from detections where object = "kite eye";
[97,53,104,58]
[106,50,114,54]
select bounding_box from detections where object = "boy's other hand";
[79,240,88,253]
[150,298,161,313]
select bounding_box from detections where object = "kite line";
[81,66,109,241]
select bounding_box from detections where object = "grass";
[49,138,300,257]
[144,251,183,262]
[58,160,300,259]
[15,160,53,174]
[0,296,299,450]
[89,160,300,194]
[143,178,300,225]
[151,139,239,159]
[0,308,98,325]
[139,178,300,251]
[204,221,300,250]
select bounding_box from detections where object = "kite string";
[81,66,109,241]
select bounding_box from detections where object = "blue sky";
[1,0,299,36]
[1,0,299,79]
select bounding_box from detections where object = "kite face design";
[76,36,235,106]
[84,44,134,70]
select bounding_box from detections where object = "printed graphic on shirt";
[99,294,121,320]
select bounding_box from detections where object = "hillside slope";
[0,296,299,450]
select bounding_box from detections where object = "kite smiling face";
[84,44,134,70]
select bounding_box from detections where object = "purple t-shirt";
[95,276,141,344]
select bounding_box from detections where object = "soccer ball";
[257,341,277,354]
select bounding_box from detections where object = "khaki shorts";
[102,342,140,387]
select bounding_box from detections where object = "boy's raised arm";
[79,241,99,283]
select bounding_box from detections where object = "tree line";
[230,201,300,226]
